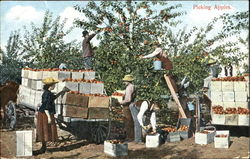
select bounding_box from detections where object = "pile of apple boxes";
[210,76,249,126]
[19,68,110,119]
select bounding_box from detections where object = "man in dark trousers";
[82,30,96,70]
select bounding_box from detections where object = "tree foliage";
[0,31,24,84]
[21,11,81,69]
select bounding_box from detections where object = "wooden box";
[221,82,234,91]
[234,81,247,92]
[225,114,238,125]
[166,132,181,142]
[34,90,43,108]
[214,130,230,148]
[234,91,248,102]
[211,91,223,102]
[31,80,43,90]
[27,79,32,88]
[88,108,109,119]
[235,102,249,109]
[90,83,104,94]
[84,71,95,80]
[177,118,192,139]
[72,71,84,79]
[31,71,43,80]
[16,130,33,157]
[195,127,216,145]
[79,82,91,94]
[21,78,28,87]
[104,141,128,157]
[62,93,89,107]
[58,81,79,92]
[222,92,235,102]
[21,69,29,78]
[223,102,236,108]
[210,81,222,91]
[146,133,160,148]
[212,114,225,125]
[58,71,71,80]
[88,96,110,108]
[62,105,88,118]
[238,114,249,126]
[42,71,50,79]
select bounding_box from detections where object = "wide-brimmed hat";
[122,74,134,81]
[42,77,59,85]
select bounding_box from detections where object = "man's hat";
[42,77,59,85]
[82,30,89,37]
[122,74,134,81]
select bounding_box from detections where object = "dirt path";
[1,127,249,159]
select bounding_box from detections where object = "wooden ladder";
[164,74,187,118]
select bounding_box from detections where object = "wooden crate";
[72,71,84,79]
[234,81,247,92]
[88,96,110,108]
[104,141,128,157]
[90,83,104,94]
[62,105,88,118]
[21,69,29,78]
[222,92,235,102]
[221,82,234,91]
[16,130,33,157]
[234,91,248,102]
[238,114,249,126]
[34,90,43,108]
[146,133,160,148]
[27,79,32,88]
[211,114,225,125]
[62,93,89,107]
[79,82,91,94]
[214,130,230,148]
[223,102,236,108]
[235,102,249,109]
[210,81,222,91]
[195,127,216,145]
[21,78,28,87]
[58,81,79,92]
[58,71,71,80]
[88,108,109,119]
[177,118,192,139]
[225,114,238,125]
[31,80,43,90]
[31,71,43,80]
[84,71,95,80]
[211,91,223,102]
[166,132,181,142]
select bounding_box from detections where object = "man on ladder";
[140,41,187,118]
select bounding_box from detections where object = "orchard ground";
[0,116,249,159]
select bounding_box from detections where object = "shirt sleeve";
[120,84,134,105]
[142,48,162,59]
[86,33,96,42]
[137,101,148,126]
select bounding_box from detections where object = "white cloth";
[59,63,67,69]
[120,83,135,105]
[142,48,162,59]
[137,101,157,131]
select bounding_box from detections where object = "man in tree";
[82,30,96,70]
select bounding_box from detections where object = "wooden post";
[164,75,187,118]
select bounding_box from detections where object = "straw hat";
[42,77,59,85]
[122,74,134,81]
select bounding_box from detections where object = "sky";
[0,0,249,50]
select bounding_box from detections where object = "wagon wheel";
[89,121,110,144]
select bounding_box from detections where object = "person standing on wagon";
[37,77,70,153]
[82,30,96,70]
